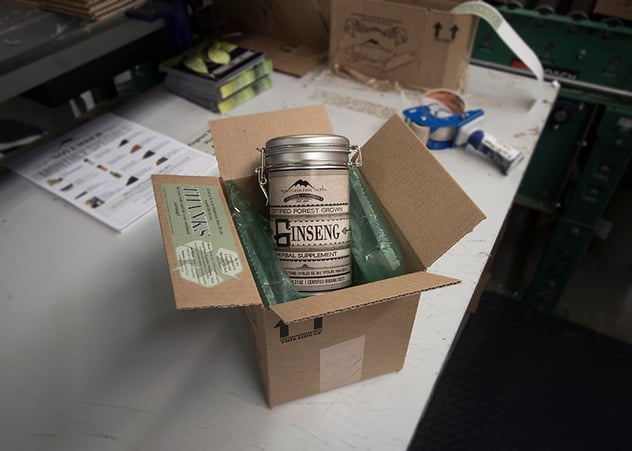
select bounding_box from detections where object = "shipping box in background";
[329,0,478,91]
[212,0,331,76]
[152,105,485,406]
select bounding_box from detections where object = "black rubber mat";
[409,291,632,451]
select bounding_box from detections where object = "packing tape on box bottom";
[320,335,366,392]
[451,1,544,83]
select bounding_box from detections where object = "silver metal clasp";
[349,144,362,167]
[255,147,269,205]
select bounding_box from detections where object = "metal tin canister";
[257,134,359,294]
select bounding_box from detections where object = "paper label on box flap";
[162,182,243,288]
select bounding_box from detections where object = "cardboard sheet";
[360,115,487,269]
[329,0,477,90]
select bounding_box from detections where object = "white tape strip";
[451,1,544,83]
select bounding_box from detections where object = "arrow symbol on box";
[433,22,442,38]
[275,317,323,341]
[274,320,289,339]
[451,24,459,39]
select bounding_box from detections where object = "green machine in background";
[471,3,632,310]
[473,5,631,90]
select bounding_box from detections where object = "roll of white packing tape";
[421,89,467,117]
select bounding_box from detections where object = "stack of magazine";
[160,39,273,114]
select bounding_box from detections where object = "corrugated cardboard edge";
[270,271,459,324]
[151,174,262,309]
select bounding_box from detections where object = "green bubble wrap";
[223,181,302,307]
[349,166,406,284]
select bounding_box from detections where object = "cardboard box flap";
[361,115,486,269]
[271,271,458,324]
[152,174,261,309]
[208,105,334,182]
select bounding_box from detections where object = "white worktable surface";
[0,65,558,450]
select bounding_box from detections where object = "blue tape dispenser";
[403,90,524,174]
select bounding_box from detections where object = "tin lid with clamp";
[263,134,353,167]
[256,133,361,204]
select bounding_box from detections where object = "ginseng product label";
[268,168,351,292]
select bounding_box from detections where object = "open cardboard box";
[151,105,485,406]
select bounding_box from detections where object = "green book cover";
[218,59,273,98]
[165,58,273,102]
[173,76,273,114]
[216,76,273,114]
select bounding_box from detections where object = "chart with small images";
[8,113,217,231]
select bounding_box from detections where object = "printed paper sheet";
[8,113,217,231]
